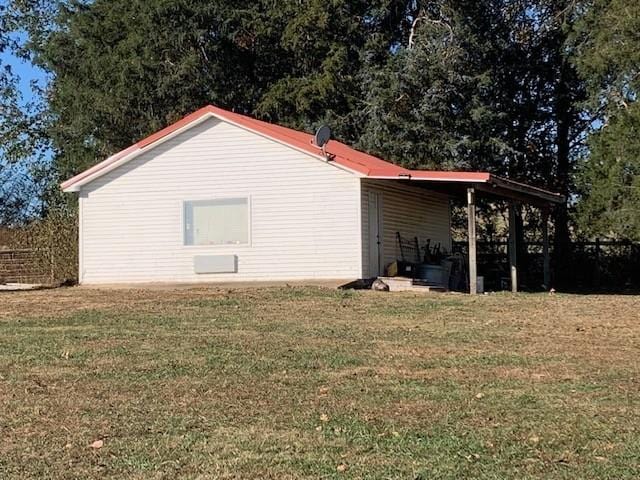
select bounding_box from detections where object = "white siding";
[79,118,362,283]
[361,179,451,278]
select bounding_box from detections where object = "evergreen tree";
[576,105,640,240]
[25,0,409,186]
[7,0,635,257]
[356,1,586,187]
[573,0,640,239]
[355,1,509,172]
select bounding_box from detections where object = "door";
[368,192,384,277]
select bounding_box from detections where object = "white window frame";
[181,196,252,248]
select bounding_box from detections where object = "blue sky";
[1,39,48,105]
[0,47,51,219]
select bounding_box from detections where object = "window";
[184,198,249,246]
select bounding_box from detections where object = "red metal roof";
[60,105,562,203]
[147,105,428,177]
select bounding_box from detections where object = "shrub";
[14,209,78,284]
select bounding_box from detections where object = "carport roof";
[61,105,563,205]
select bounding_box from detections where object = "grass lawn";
[1,286,639,479]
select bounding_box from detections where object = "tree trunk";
[553,58,572,289]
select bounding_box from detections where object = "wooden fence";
[0,249,51,284]
[452,239,640,291]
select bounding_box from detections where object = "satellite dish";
[313,125,331,149]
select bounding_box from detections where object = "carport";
[368,172,564,293]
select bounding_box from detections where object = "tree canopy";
[0,0,47,223]
[573,0,640,239]
[0,0,638,240]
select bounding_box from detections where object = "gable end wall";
[79,118,362,283]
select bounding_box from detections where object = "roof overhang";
[476,175,564,205]
[367,172,564,206]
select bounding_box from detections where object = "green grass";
[0,286,639,479]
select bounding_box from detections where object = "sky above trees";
[1,50,43,104]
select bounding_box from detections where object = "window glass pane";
[184,198,248,245]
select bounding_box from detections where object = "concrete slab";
[0,283,45,291]
[378,277,447,293]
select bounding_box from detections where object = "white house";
[62,105,562,287]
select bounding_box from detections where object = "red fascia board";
[408,171,491,182]
[365,170,491,182]
[61,105,414,189]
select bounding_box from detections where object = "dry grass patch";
[0,286,639,479]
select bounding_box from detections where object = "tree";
[576,105,640,240]
[573,0,640,240]
[0,0,48,224]
[356,1,511,172]
[6,0,611,255]
[23,0,410,190]
[355,0,588,287]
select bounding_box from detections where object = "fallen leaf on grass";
[320,414,329,422]
[556,451,572,465]
[90,440,103,449]
[336,463,347,472]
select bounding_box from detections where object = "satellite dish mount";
[313,125,332,159]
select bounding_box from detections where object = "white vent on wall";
[193,255,238,274]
